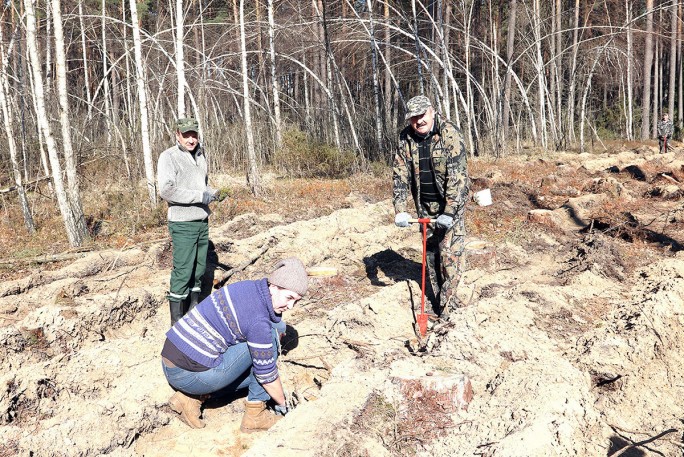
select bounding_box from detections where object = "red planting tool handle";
[409,218,433,336]
[408,218,434,224]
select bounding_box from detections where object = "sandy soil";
[2,148,684,457]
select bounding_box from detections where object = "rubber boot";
[188,291,200,312]
[239,400,282,433]
[169,300,183,326]
[168,391,206,429]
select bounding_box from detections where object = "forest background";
[0,0,678,255]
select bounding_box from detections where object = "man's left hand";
[436,214,454,229]
[274,404,289,416]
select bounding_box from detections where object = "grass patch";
[274,128,360,178]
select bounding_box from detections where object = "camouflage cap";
[404,95,432,120]
[176,117,199,133]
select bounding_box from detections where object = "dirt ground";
[2,146,684,457]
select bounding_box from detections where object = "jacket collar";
[177,142,203,156]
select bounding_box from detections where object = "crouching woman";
[160,257,308,431]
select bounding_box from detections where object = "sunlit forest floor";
[2,140,684,456]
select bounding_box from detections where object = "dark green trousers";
[168,220,209,301]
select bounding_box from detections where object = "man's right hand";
[201,190,217,205]
[394,212,411,227]
[274,404,289,416]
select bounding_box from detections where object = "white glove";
[201,190,217,205]
[436,214,454,229]
[274,404,289,416]
[394,212,411,228]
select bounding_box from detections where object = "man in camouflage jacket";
[657,113,674,154]
[393,95,469,317]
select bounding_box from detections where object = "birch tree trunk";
[443,3,462,130]
[441,0,451,120]
[641,0,654,140]
[0,25,34,233]
[502,0,516,139]
[78,1,92,119]
[549,0,557,125]
[383,0,392,134]
[310,0,321,108]
[24,0,83,246]
[267,0,283,150]
[462,0,476,155]
[411,0,424,94]
[368,0,383,156]
[303,53,312,129]
[45,0,52,95]
[240,0,260,196]
[554,0,563,139]
[318,0,343,152]
[311,0,327,114]
[255,0,264,93]
[567,0,580,142]
[318,0,333,141]
[16,29,37,184]
[102,0,112,143]
[652,32,660,138]
[679,1,683,131]
[52,0,89,240]
[625,0,634,140]
[488,0,501,152]
[129,0,157,206]
[532,0,547,148]
[117,0,131,178]
[25,45,51,183]
[668,2,676,120]
[175,0,186,116]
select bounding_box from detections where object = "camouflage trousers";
[424,216,466,315]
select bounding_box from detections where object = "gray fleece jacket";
[157,143,215,222]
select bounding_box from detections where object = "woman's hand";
[261,378,286,406]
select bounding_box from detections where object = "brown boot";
[239,400,282,433]
[168,391,206,429]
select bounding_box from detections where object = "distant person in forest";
[157,117,221,326]
[392,95,470,318]
[161,257,308,431]
[657,113,674,154]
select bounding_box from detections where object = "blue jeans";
[162,321,285,401]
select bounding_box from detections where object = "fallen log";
[0,175,52,194]
[0,248,93,267]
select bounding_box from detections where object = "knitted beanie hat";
[267,257,309,296]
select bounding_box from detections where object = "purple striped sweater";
[165,278,281,384]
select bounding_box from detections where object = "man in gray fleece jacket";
[157,117,218,325]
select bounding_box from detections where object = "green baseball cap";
[176,117,199,133]
[404,95,432,120]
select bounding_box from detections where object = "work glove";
[274,403,289,416]
[394,212,411,228]
[201,190,217,205]
[436,214,455,230]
